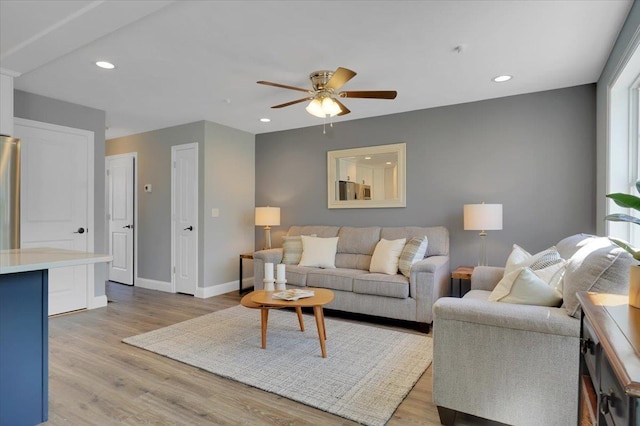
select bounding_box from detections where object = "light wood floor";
[46,282,489,425]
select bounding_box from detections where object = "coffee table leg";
[313,306,327,358]
[295,306,305,331]
[261,308,269,349]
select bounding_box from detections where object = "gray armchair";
[432,234,633,426]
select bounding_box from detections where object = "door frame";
[170,142,199,294]
[105,152,138,286]
[14,117,96,310]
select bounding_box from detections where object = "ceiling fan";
[257,67,397,119]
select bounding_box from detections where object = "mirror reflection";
[327,143,406,209]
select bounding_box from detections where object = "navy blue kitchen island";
[0,248,111,426]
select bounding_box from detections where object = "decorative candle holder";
[263,278,275,292]
[275,279,287,291]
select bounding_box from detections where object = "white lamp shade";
[305,99,325,118]
[464,204,503,231]
[255,207,280,226]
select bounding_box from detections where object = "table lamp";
[255,206,280,249]
[464,203,503,266]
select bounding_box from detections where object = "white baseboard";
[89,294,108,310]
[136,277,172,293]
[196,277,253,299]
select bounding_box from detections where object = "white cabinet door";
[16,120,94,316]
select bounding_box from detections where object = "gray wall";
[107,120,255,290]
[14,90,108,298]
[597,0,640,235]
[203,121,255,286]
[107,121,204,283]
[256,85,597,269]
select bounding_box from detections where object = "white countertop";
[0,247,112,274]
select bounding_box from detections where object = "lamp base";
[263,226,272,250]
[478,231,487,267]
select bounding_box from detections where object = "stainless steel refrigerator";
[0,135,20,250]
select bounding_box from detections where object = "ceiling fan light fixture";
[305,98,325,118]
[322,96,341,117]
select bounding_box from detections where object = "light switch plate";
[211,208,219,217]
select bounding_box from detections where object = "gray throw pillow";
[398,236,428,277]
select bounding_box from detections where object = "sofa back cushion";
[287,225,340,238]
[562,237,633,318]
[381,226,449,257]
[556,233,597,260]
[334,226,381,270]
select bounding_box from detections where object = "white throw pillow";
[298,236,339,268]
[369,238,407,275]
[489,261,565,306]
[504,244,561,273]
[398,236,428,277]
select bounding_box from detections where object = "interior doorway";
[106,153,137,285]
[171,143,198,295]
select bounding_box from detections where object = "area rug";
[123,305,432,426]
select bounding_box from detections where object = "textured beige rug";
[123,305,432,426]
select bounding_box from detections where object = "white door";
[15,119,94,316]
[172,143,198,295]
[106,154,135,285]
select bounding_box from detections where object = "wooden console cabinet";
[577,292,640,426]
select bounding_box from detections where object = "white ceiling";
[0,0,633,139]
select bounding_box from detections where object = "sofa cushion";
[398,236,428,277]
[337,226,381,255]
[335,253,373,271]
[562,237,633,318]
[283,265,317,286]
[353,274,409,299]
[381,226,449,257]
[306,268,368,292]
[299,236,339,268]
[556,233,597,260]
[370,238,406,275]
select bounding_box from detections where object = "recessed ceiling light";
[364,156,372,160]
[492,75,512,83]
[260,118,271,123]
[386,162,392,165]
[96,61,115,69]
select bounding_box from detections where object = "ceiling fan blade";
[271,97,312,109]
[339,90,397,99]
[334,99,351,116]
[325,67,357,91]
[257,81,312,93]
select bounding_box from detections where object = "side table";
[451,266,474,297]
[239,252,254,295]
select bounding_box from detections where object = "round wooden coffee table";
[249,288,334,358]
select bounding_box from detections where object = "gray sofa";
[432,234,633,426]
[253,225,450,329]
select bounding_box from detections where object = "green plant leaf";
[606,193,640,211]
[636,180,640,194]
[604,213,640,226]
[608,237,640,259]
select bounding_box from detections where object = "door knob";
[122,224,133,229]
[74,227,86,234]
[184,226,193,231]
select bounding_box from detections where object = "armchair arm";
[252,249,283,290]
[471,266,505,291]
[433,297,579,337]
